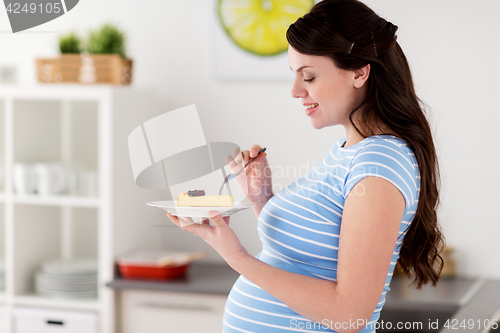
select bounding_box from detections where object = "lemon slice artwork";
[218,0,314,56]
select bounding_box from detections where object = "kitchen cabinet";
[120,289,227,333]
[0,86,165,333]
[109,263,238,333]
[14,307,98,333]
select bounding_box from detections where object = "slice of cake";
[177,190,233,207]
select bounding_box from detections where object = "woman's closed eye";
[303,77,315,82]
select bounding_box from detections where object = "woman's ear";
[353,64,370,89]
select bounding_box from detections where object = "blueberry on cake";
[177,190,233,207]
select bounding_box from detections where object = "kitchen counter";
[440,279,500,333]
[106,262,239,295]
[381,276,500,332]
[107,264,500,332]
[384,275,484,310]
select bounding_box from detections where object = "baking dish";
[116,250,205,280]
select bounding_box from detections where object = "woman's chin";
[310,120,326,130]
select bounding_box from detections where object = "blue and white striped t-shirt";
[223,135,420,333]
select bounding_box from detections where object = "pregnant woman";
[168,0,445,332]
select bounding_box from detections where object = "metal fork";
[219,148,266,195]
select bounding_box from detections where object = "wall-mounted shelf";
[0,85,166,333]
[7,194,100,207]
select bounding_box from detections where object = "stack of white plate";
[35,259,98,299]
[0,259,5,291]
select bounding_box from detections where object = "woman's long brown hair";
[287,0,445,289]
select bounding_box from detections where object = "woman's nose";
[290,82,306,99]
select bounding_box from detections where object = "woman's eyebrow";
[290,65,312,72]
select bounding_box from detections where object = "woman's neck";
[343,123,396,148]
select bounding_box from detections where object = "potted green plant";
[45,31,85,83]
[79,23,132,84]
[36,24,132,85]
[86,24,127,58]
[58,31,82,54]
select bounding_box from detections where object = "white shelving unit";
[0,85,167,333]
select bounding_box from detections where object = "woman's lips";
[305,103,319,116]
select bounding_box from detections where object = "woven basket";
[36,54,132,85]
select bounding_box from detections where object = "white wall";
[1,0,499,279]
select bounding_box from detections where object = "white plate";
[36,287,97,294]
[36,284,97,292]
[36,290,98,299]
[37,274,97,283]
[40,275,98,282]
[42,259,97,275]
[36,278,97,287]
[147,200,255,218]
[36,276,97,289]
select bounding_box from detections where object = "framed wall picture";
[210,0,315,80]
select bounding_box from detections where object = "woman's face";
[288,46,366,130]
